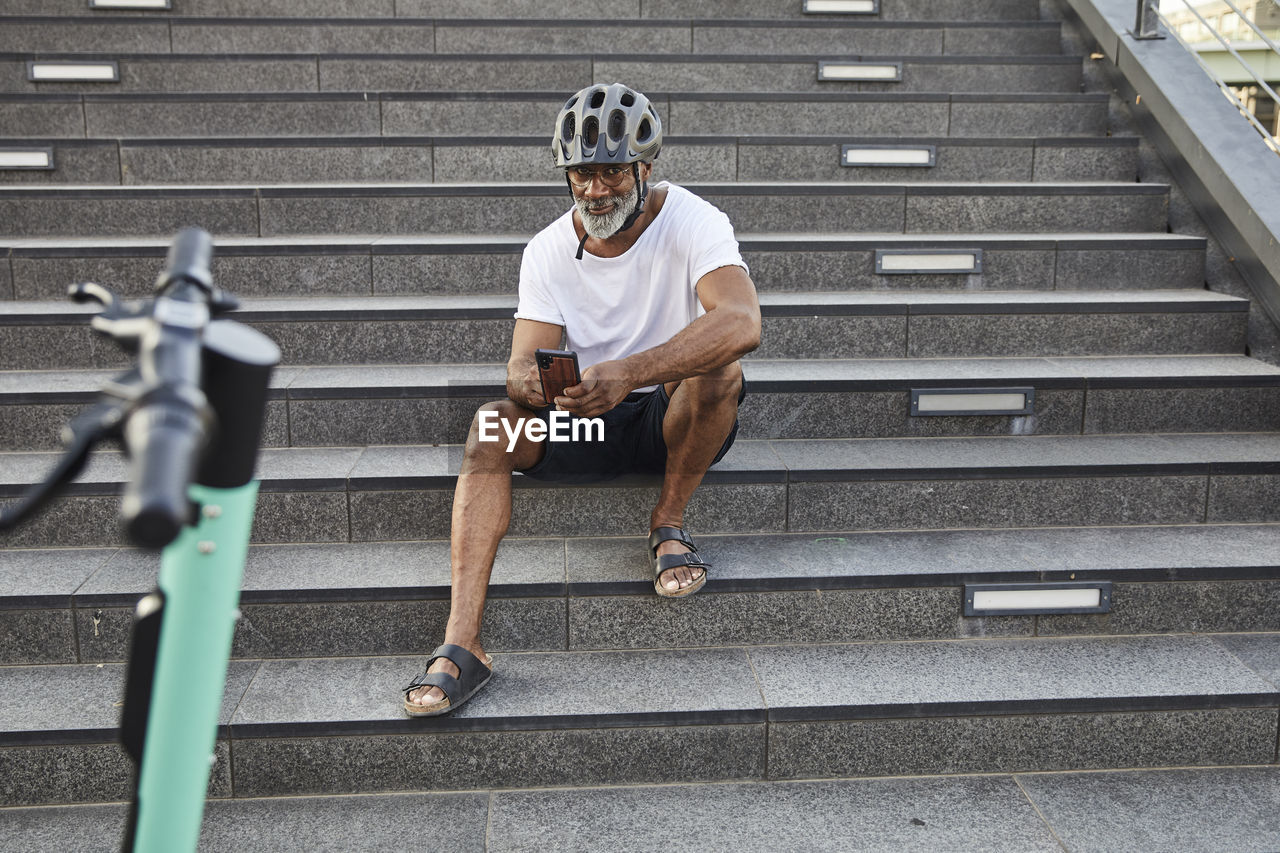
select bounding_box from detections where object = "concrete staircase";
[3,2,1280,850]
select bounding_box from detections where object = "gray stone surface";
[907,311,1244,357]
[251,491,351,544]
[234,648,760,729]
[1215,633,1280,686]
[1055,246,1205,289]
[258,192,563,237]
[1085,387,1280,433]
[381,96,574,137]
[198,793,489,853]
[0,21,171,54]
[906,188,1167,233]
[1018,766,1280,853]
[0,0,396,12]
[0,101,86,139]
[489,775,1063,853]
[318,58,588,92]
[0,740,231,806]
[372,251,522,295]
[0,802,126,853]
[171,21,435,54]
[398,0,636,15]
[255,317,511,364]
[85,98,383,139]
[752,635,1276,715]
[706,189,906,233]
[739,142,1033,183]
[950,99,1109,137]
[746,246,1057,292]
[437,23,691,54]
[10,59,319,96]
[667,99,951,137]
[1033,142,1139,181]
[0,324,95,370]
[0,194,259,239]
[231,723,764,796]
[0,609,77,665]
[12,253,174,300]
[0,546,112,604]
[1209,474,1280,523]
[788,476,1207,531]
[768,708,1277,778]
[692,25,943,55]
[120,143,434,185]
[883,61,1079,95]
[0,495,127,548]
[287,397,478,446]
[739,388,1085,439]
[1041,581,1280,636]
[944,24,1062,54]
[754,315,905,359]
[0,144,120,186]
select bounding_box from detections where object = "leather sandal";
[649,526,710,598]
[402,643,493,718]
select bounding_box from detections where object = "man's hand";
[555,359,633,418]
[507,358,548,410]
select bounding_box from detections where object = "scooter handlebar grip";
[159,227,213,292]
[120,399,205,549]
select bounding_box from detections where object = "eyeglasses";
[565,165,633,188]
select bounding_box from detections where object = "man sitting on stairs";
[402,82,762,717]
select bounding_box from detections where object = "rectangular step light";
[0,148,54,170]
[818,62,902,82]
[911,388,1035,416]
[27,61,120,82]
[876,249,982,274]
[965,582,1113,616]
[89,0,171,7]
[843,145,935,167]
[804,0,879,13]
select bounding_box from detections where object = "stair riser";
[0,308,1243,371]
[15,578,1280,668]
[9,382,1280,453]
[0,140,1138,186]
[0,95,1107,140]
[2,56,1081,96]
[2,244,1206,301]
[3,21,1063,57]
[4,472,1278,547]
[0,0,1044,21]
[0,188,1169,238]
[3,707,1270,806]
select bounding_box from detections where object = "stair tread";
[5,523,1280,604]
[3,634,1275,743]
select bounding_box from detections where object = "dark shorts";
[519,378,746,484]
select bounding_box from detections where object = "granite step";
[0,634,1276,805]
[0,135,1142,186]
[1,52,1084,96]
[7,354,1279,451]
[0,289,1247,371]
[6,523,1280,666]
[0,182,1171,239]
[0,91,1114,141]
[4,432,1280,547]
[1,233,1208,300]
[12,766,1280,853]
[0,0,1045,21]
[1,17,1065,57]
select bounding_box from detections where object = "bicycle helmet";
[553,84,662,257]
[553,83,662,167]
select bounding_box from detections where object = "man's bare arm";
[558,264,761,417]
[507,318,566,410]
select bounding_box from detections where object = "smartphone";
[535,348,581,405]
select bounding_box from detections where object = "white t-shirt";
[515,182,747,389]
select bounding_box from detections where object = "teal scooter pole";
[126,480,258,852]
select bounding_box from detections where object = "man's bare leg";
[406,399,545,709]
[652,361,744,593]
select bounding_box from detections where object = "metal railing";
[1138,0,1280,152]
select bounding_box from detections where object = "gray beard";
[575,183,640,240]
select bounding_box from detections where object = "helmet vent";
[607,109,626,140]
[637,117,652,142]
[562,114,575,142]
[589,89,606,109]
[620,90,636,107]
[583,116,599,146]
